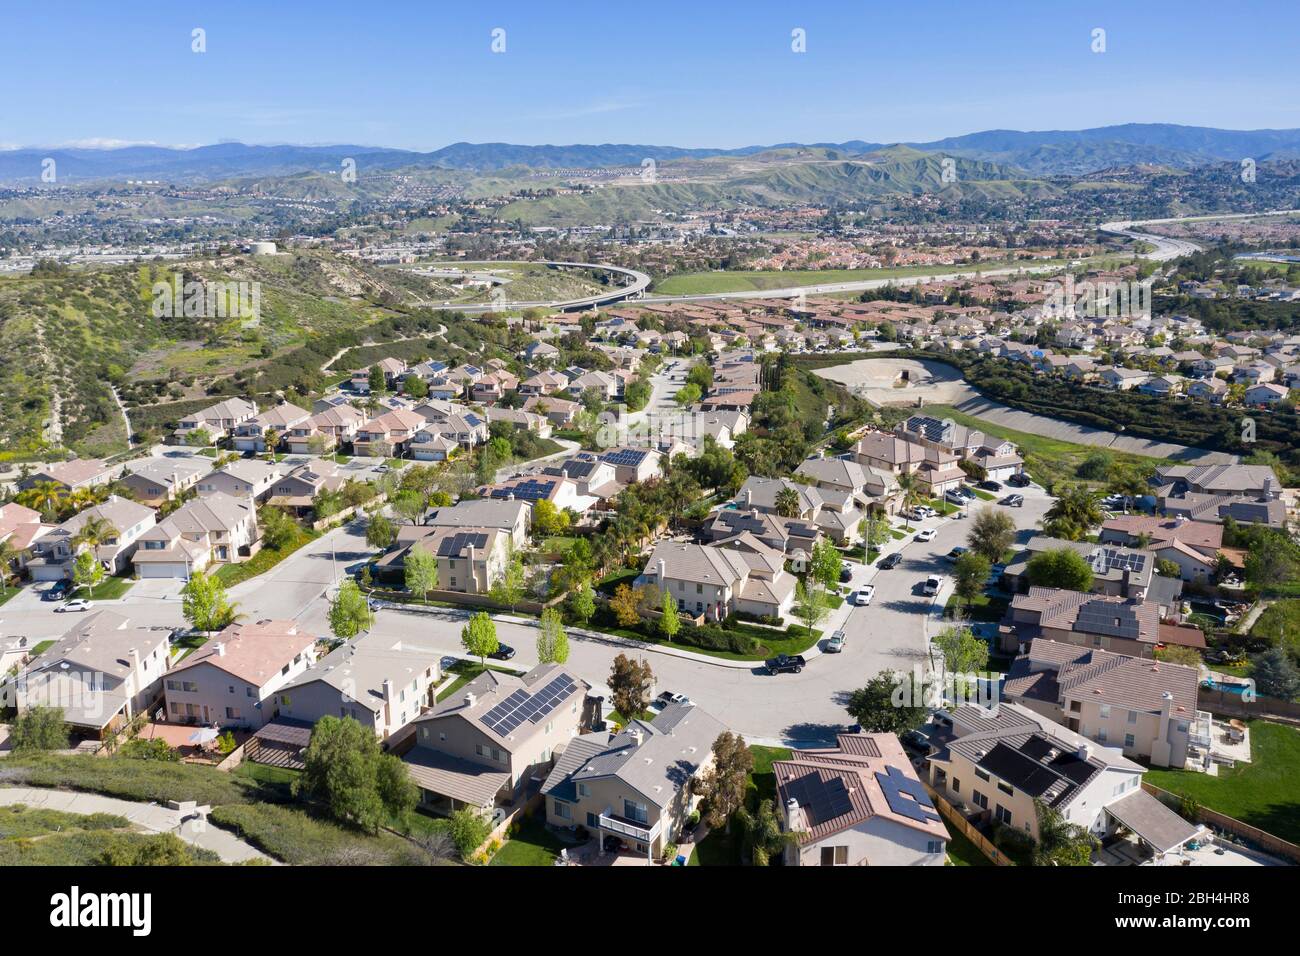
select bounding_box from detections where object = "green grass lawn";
[172,633,208,661]
[921,404,1172,490]
[436,659,525,702]
[209,802,435,865]
[1,753,265,807]
[214,525,319,587]
[1143,721,1300,845]
[944,822,994,866]
[29,640,54,656]
[71,577,134,601]
[536,535,579,556]
[490,812,568,866]
[652,259,1070,296]
[0,585,22,607]
[690,745,792,866]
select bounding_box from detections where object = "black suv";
[878,552,902,569]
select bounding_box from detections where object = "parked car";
[953,486,977,500]
[56,599,92,613]
[367,597,385,612]
[878,552,902,569]
[650,691,689,712]
[944,490,968,506]
[839,563,853,584]
[1000,494,1025,507]
[978,480,1002,493]
[851,585,876,606]
[923,575,944,596]
[1006,472,1031,488]
[915,528,937,543]
[44,580,72,601]
[946,546,968,561]
[826,630,847,653]
[764,654,807,675]
[489,643,516,661]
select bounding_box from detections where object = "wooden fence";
[1142,782,1300,864]
[1197,688,1300,722]
[923,781,1014,866]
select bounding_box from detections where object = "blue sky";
[6,0,1300,150]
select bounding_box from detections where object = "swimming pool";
[1202,678,1249,695]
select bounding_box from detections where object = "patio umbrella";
[187,728,220,745]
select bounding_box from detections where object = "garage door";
[137,562,188,579]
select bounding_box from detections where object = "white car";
[56,599,93,613]
[852,585,876,606]
[915,528,937,543]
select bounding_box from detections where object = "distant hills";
[6,124,1300,184]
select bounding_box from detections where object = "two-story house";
[131,492,259,579]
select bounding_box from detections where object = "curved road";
[412,261,651,314]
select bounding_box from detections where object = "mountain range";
[5,124,1300,184]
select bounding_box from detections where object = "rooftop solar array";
[906,415,955,444]
[435,531,490,558]
[1076,599,1142,639]
[1089,548,1148,574]
[601,448,648,466]
[488,478,557,502]
[480,674,577,737]
[874,765,942,825]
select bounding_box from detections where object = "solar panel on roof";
[874,765,942,825]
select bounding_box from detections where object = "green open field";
[651,258,1071,296]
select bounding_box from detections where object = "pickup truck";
[764,654,807,675]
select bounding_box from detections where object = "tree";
[897,473,920,531]
[328,580,372,640]
[0,538,22,589]
[774,486,802,518]
[952,551,992,611]
[72,516,118,555]
[258,505,297,550]
[674,382,701,407]
[72,549,104,599]
[967,508,1015,563]
[10,705,69,752]
[845,672,929,734]
[1032,800,1099,866]
[795,578,829,636]
[659,589,681,640]
[535,607,570,664]
[1157,645,1203,667]
[609,582,642,628]
[180,570,240,635]
[1026,547,1094,592]
[19,480,65,521]
[1154,557,1182,578]
[446,808,492,861]
[368,365,386,394]
[460,611,499,665]
[489,544,526,611]
[860,510,891,558]
[365,512,397,550]
[391,490,426,526]
[568,580,596,625]
[1042,486,1102,541]
[531,498,569,538]
[295,715,412,833]
[608,653,654,720]
[1251,647,1300,701]
[933,622,990,678]
[696,731,753,832]
[404,544,439,602]
[402,374,428,399]
[809,537,842,591]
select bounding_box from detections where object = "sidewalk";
[0,786,273,864]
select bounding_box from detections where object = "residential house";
[0,611,171,740]
[27,496,156,580]
[231,402,312,452]
[895,416,1024,481]
[276,630,442,740]
[173,398,258,443]
[353,409,428,457]
[373,525,511,594]
[424,498,531,548]
[1099,367,1149,391]
[197,459,282,503]
[1000,587,1205,658]
[17,458,116,493]
[119,458,208,507]
[164,619,319,729]
[267,458,348,515]
[132,492,260,578]
[853,430,966,497]
[776,733,948,866]
[1245,382,1289,406]
[404,664,590,815]
[924,702,1201,857]
[284,403,365,454]
[0,502,51,576]
[1003,639,1204,768]
[542,701,724,861]
[639,537,797,621]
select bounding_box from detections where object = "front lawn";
[215,525,319,587]
[490,812,568,866]
[0,585,22,607]
[1143,721,1300,845]
[689,744,792,866]
[71,577,134,601]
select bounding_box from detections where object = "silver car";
[826,630,847,653]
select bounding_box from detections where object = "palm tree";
[897,473,920,531]
[21,481,66,521]
[774,486,802,518]
[0,538,23,591]
[72,516,118,598]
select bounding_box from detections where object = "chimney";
[383,679,394,701]
[214,643,225,657]
[463,692,476,709]
[628,727,644,746]
[1076,743,1091,761]
[657,558,666,582]
[745,488,753,507]
[128,648,140,671]
[785,796,803,830]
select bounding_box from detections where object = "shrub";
[117,738,180,762]
[447,808,493,862]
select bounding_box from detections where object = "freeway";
[414,260,651,314]
[1100,210,1300,262]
